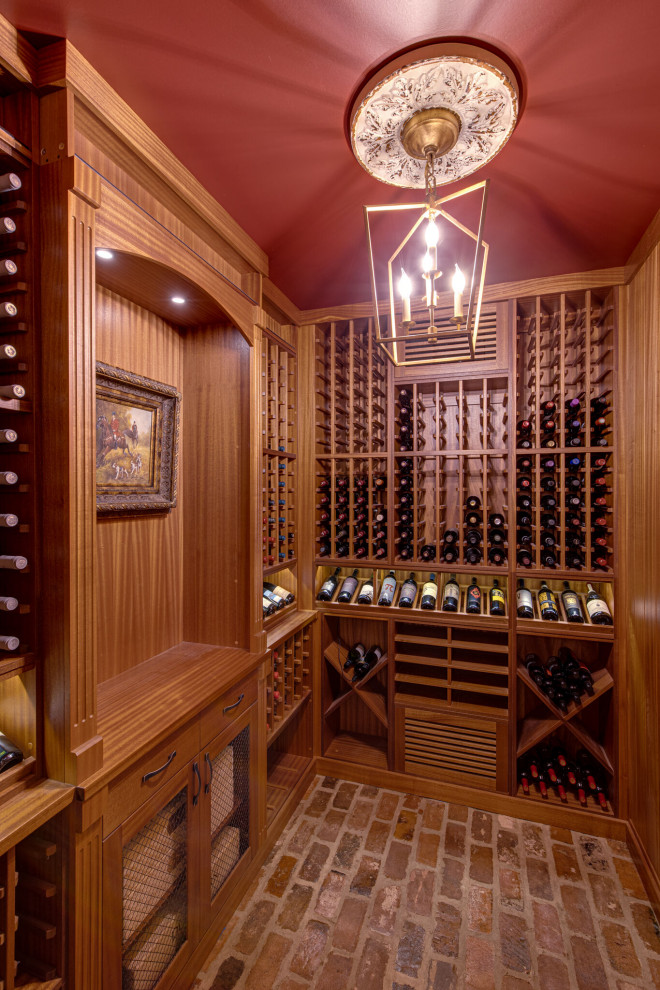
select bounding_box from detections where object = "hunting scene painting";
[96,363,180,513]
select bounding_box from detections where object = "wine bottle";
[262,595,276,616]
[585,584,613,625]
[538,582,559,620]
[0,428,17,443]
[0,218,16,235]
[317,567,341,601]
[420,573,437,610]
[516,579,534,618]
[265,581,294,605]
[378,570,397,606]
[343,642,366,671]
[0,513,18,527]
[0,634,19,651]
[441,574,459,612]
[465,495,481,511]
[561,582,584,623]
[337,569,359,603]
[465,528,481,547]
[352,644,383,682]
[517,547,532,567]
[0,173,20,192]
[466,577,481,614]
[488,512,505,528]
[488,546,506,565]
[465,508,482,526]
[0,596,18,611]
[263,587,286,609]
[420,543,436,561]
[489,579,506,616]
[0,383,24,399]
[489,527,506,546]
[357,578,374,604]
[0,343,16,360]
[399,572,417,608]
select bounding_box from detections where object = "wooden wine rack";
[312,288,618,817]
[0,121,40,796]
[261,328,299,632]
[514,288,615,576]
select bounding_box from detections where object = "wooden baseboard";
[316,756,628,840]
[626,819,660,916]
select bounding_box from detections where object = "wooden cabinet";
[103,701,258,990]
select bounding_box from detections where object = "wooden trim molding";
[627,819,660,919]
[36,40,269,277]
[624,206,660,284]
[298,266,627,325]
[41,156,103,785]
[0,12,38,86]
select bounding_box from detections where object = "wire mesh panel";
[210,725,250,899]
[122,787,187,990]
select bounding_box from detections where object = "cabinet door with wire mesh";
[103,763,197,990]
[201,705,257,911]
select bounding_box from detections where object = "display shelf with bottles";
[514,289,615,577]
[516,731,614,814]
[261,330,297,582]
[262,566,298,627]
[514,577,614,639]
[314,565,509,627]
[321,615,389,770]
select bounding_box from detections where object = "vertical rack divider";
[458,379,464,562]
[367,319,374,456]
[481,378,488,555]
[329,324,337,557]
[534,296,541,448]
[584,291,593,571]
[348,321,355,455]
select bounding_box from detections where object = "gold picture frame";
[96,362,180,513]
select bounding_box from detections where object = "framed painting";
[96,362,180,513]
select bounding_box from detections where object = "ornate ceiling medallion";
[350,43,520,188]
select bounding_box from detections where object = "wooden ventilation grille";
[404,708,498,789]
[401,305,498,365]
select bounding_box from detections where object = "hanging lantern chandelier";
[349,43,520,366]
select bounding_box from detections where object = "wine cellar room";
[0,3,658,989]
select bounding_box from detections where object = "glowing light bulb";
[425,217,439,248]
[422,251,433,273]
[399,268,412,323]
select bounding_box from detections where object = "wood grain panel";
[66,815,102,990]
[95,286,184,681]
[182,324,251,650]
[619,241,660,906]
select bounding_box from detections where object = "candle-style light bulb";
[422,250,433,273]
[452,264,466,321]
[399,268,412,324]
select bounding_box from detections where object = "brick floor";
[192,776,660,989]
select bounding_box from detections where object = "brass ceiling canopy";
[349,42,520,188]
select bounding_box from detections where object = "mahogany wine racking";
[312,295,617,817]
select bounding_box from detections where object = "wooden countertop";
[0,778,75,857]
[80,640,267,798]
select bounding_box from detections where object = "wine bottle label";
[400,580,416,601]
[319,578,335,595]
[586,596,610,619]
[468,586,481,601]
[562,591,580,611]
[421,582,437,599]
[490,588,505,606]
[516,588,533,610]
[0,596,18,611]
[443,585,459,604]
[340,577,358,594]
[538,590,556,613]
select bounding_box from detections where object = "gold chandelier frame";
[364,178,489,367]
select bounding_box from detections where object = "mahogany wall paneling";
[40,155,103,787]
[95,286,184,682]
[620,243,660,907]
[182,323,251,650]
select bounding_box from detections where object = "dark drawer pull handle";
[223,693,244,715]
[204,752,213,795]
[193,761,201,806]
[142,750,176,784]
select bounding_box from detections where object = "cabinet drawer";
[200,673,258,745]
[104,721,200,837]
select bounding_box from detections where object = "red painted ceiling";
[2,0,660,310]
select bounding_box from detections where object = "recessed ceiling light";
[171,296,186,304]
[96,248,114,260]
